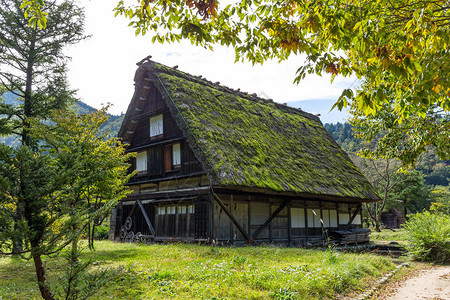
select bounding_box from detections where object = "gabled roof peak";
[140,60,314,121]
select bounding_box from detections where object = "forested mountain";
[0,92,124,143]
[324,123,449,188]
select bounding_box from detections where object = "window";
[156,205,194,215]
[150,114,163,137]
[157,206,166,215]
[172,143,181,166]
[164,143,182,171]
[136,151,147,173]
[307,209,321,228]
[291,207,305,228]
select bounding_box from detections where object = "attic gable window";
[136,151,148,174]
[150,114,163,137]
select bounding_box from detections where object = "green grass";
[0,241,398,299]
[370,228,408,244]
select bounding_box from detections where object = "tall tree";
[0,109,133,300]
[0,0,87,145]
[0,0,87,255]
[112,0,450,165]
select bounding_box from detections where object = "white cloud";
[66,0,356,115]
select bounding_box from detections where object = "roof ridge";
[144,60,320,123]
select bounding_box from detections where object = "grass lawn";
[0,241,399,299]
[370,228,408,245]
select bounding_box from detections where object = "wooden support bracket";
[251,199,290,240]
[137,200,156,237]
[346,204,362,229]
[213,193,251,242]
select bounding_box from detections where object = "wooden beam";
[346,204,362,229]
[127,201,138,219]
[213,193,251,242]
[137,200,155,237]
[251,199,290,240]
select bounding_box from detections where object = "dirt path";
[382,265,450,300]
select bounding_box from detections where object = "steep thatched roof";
[125,60,379,202]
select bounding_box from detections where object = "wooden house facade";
[109,58,379,245]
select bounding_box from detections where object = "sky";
[66,0,356,117]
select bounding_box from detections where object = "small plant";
[53,246,122,300]
[404,211,450,264]
[326,244,339,264]
[269,288,298,299]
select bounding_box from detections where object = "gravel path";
[383,265,450,300]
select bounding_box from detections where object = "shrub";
[404,211,450,263]
[94,225,110,240]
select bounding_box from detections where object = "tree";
[0,109,133,300]
[112,0,450,165]
[0,0,87,254]
[352,156,405,231]
[0,0,87,146]
[386,170,431,213]
[429,186,450,215]
[349,93,449,167]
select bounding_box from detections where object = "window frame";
[136,151,148,174]
[150,114,163,137]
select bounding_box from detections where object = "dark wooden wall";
[212,193,363,244]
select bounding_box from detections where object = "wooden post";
[287,204,292,244]
[209,193,214,242]
[336,203,340,229]
[304,204,308,241]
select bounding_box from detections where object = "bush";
[94,225,110,240]
[404,211,450,263]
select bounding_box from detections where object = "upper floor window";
[150,114,163,137]
[164,143,181,171]
[172,143,181,166]
[136,151,147,174]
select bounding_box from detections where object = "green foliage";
[386,170,431,213]
[30,108,134,248]
[429,186,450,215]
[52,246,122,300]
[404,211,450,264]
[349,94,449,167]
[115,0,450,165]
[0,241,398,299]
[93,224,110,240]
[0,0,87,145]
[0,109,133,299]
[324,123,450,186]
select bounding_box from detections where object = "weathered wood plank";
[251,199,290,240]
[213,193,251,242]
[137,200,156,237]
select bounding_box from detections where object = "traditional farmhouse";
[109,58,379,245]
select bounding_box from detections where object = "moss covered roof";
[138,60,378,201]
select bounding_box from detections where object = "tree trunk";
[23,30,36,146]
[32,252,56,300]
[375,220,381,232]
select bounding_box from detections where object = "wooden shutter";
[164,144,172,171]
[148,145,163,176]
